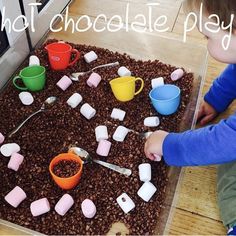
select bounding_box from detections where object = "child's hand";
[144,130,169,161]
[197,101,218,126]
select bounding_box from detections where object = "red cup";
[45,42,80,70]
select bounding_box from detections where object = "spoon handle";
[8,109,43,137]
[93,159,132,176]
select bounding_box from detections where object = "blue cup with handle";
[149,84,181,115]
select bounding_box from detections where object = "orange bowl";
[49,153,83,190]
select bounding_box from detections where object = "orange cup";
[49,153,83,190]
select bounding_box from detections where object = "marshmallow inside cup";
[171,68,184,81]
[117,66,131,77]
[55,194,74,216]
[19,92,34,106]
[144,117,160,127]
[29,55,40,66]
[8,153,24,172]
[96,140,112,157]
[0,143,20,157]
[137,182,157,202]
[5,186,27,208]
[84,51,98,63]
[95,125,108,142]
[0,132,5,144]
[30,198,50,217]
[80,103,96,120]
[112,126,129,142]
[139,163,151,182]
[116,193,135,214]
[110,108,126,121]
[81,199,97,218]
[151,77,164,89]
[67,93,83,108]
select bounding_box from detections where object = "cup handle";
[134,77,144,95]
[13,76,28,91]
[68,49,80,67]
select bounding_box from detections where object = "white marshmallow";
[80,103,96,120]
[55,194,74,216]
[0,132,5,144]
[30,198,50,217]
[116,193,135,214]
[84,51,98,63]
[151,77,164,88]
[8,153,24,171]
[95,125,108,142]
[171,68,184,81]
[81,199,97,218]
[137,182,157,202]
[19,92,34,106]
[144,117,160,127]
[1,143,20,157]
[29,55,40,66]
[139,163,151,182]
[113,126,129,142]
[111,108,126,121]
[117,66,131,77]
[67,93,83,108]
[96,140,112,157]
[5,186,27,208]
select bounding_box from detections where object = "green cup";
[13,65,46,91]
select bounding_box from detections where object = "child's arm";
[204,64,236,113]
[162,113,236,166]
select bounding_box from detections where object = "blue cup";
[149,85,181,115]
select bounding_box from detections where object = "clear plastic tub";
[0,21,208,234]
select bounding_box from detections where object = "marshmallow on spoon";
[0,132,5,144]
[8,153,24,171]
[57,75,72,91]
[139,163,151,182]
[117,66,131,77]
[171,68,184,81]
[80,103,96,120]
[113,126,129,142]
[87,72,102,88]
[110,108,126,121]
[96,140,112,157]
[95,125,108,142]
[116,193,135,214]
[5,186,27,208]
[84,51,98,63]
[67,93,83,108]
[1,143,20,157]
[137,182,157,202]
[19,92,34,106]
[30,198,50,217]
[144,117,160,127]
[81,199,97,218]
[55,194,74,216]
[151,77,164,88]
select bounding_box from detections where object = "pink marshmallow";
[171,69,184,81]
[8,153,24,171]
[56,75,72,91]
[0,132,5,144]
[55,194,74,216]
[81,199,96,218]
[87,72,102,88]
[5,186,27,208]
[96,140,112,157]
[30,198,50,217]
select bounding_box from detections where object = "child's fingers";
[200,113,215,125]
[144,144,155,161]
[197,106,205,123]
[153,154,162,162]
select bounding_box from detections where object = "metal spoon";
[69,146,132,177]
[70,61,120,81]
[8,96,57,137]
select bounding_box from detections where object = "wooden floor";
[2,0,235,235]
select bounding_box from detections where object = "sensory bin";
[0,39,194,235]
